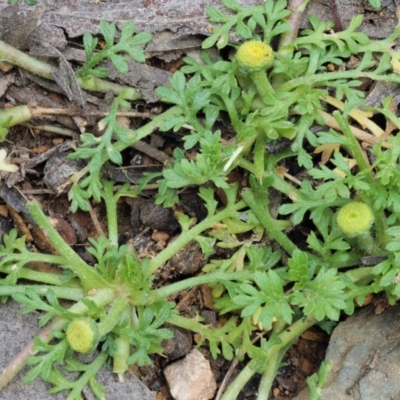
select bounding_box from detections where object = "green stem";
[222,361,258,400]
[0,40,54,79]
[78,75,141,100]
[64,351,108,398]
[221,314,317,400]
[0,288,116,390]
[147,271,254,305]
[2,253,68,267]
[101,180,119,247]
[280,70,400,92]
[113,334,131,382]
[240,159,304,202]
[2,265,81,287]
[241,188,298,255]
[260,314,317,399]
[106,105,183,158]
[0,105,32,127]
[0,285,84,300]
[333,111,388,247]
[0,39,142,100]
[257,350,284,400]
[345,266,374,285]
[254,133,268,180]
[97,295,128,336]
[250,70,275,103]
[112,296,133,383]
[146,200,247,277]
[26,200,113,291]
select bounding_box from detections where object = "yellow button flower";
[66,318,100,354]
[236,41,274,72]
[336,201,375,237]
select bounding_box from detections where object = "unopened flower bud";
[66,318,100,354]
[236,41,274,72]
[336,201,374,237]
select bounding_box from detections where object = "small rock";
[165,241,208,277]
[295,303,400,400]
[43,154,84,194]
[162,327,192,360]
[164,349,216,400]
[126,198,180,234]
[152,230,170,243]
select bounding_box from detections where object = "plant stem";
[78,75,141,100]
[113,335,131,382]
[333,112,388,247]
[323,96,385,137]
[220,314,317,400]
[345,266,374,285]
[66,351,108,398]
[26,200,113,291]
[2,253,68,268]
[97,295,128,336]
[0,288,115,390]
[104,105,183,159]
[222,360,258,400]
[2,266,81,287]
[280,69,400,92]
[146,200,247,277]
[259,314,317,399]
[241,188,298,255]
[101,180,119,247]
[0,39,142,100]
[250,70,275,103]
[0,40,54,79]
[238,159,304,202]
[0,105,32,127]
[0,285,84,300]
[147,271,254,305]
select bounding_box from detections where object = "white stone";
[164,348,217,400]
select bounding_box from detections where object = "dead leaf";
[0,4,46,50]
[314,143,340,165]
[391,53,400,74]
[0,73,15,99]
[29,41,85,105]
[275,165,288,179]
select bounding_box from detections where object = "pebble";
[164,349,216,400]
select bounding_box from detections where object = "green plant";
[8,0,36,5]
[2,1,400,400]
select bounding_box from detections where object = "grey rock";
[295,303,400,400]
[0,300,155,400]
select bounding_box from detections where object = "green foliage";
[124,303,175,366]
[8,0,36,4]
[77,20,152,79]
[12,289,80,327]
[24,338,69,385]
[306,360,333,400]
[68,95,135,211]
[203,0,290,48]
[233,270,293,328]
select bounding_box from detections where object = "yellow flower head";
[66,318,100,354]
[236,41,274,72]
[336,201,375,237]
